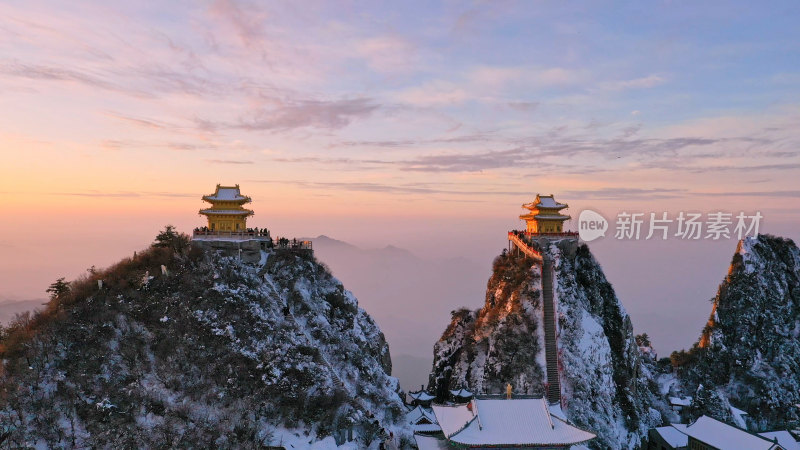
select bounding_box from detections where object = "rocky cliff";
[429,239,670,449]
[682,234,800,430]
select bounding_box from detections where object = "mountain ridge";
[0,234,411,447]
[678,234,800,430]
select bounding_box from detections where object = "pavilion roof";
[407,405,442,433]
[432,398,595,447]
[409,391,435,402]
[450,388,473,398]
[523,194,568,211]
[202,184,251,203]
[407,405,438,425]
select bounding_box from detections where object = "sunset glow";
[1,1,799,357]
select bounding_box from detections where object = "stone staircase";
[507,233,561,404]
[541,257,561,405]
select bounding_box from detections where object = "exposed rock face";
[0,244,409,447]
[683,234,800,429]
[430,250,545,399]
[429,239,669,449]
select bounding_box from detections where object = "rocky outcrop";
[682,234,800,430]
[429,239,669,449]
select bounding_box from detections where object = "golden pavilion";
[198,184,254,232]
[520,194,571,233]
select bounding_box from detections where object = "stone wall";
[191,239,264,264]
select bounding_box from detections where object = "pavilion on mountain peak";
[198,184,254,232]
[519,194,571,234]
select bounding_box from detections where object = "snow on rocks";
[0,247,411,447]
[430,240,670,449]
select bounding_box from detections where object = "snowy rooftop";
[654,426,688,448]
[431,402,475,438]
[407,405,438,426]
[414,434,450,450]
[523,194,568,210]
[450,388,473,398]
[409,391,435,402]
[669,396,692,407]
[202,185,250,202]
[759,431,800,450]
[433,398,596,447]
[536,195,567,208]
[672,416,782,450]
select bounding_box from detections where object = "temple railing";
[274,238,313,251]
[513,230,579,238]
[193,230,312,252]
[192,230,271,240]
[508,232,543,261]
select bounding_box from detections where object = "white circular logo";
[578,209,608,242]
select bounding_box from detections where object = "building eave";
[198,209,254,216]
[201,195,251,204]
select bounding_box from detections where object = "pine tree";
[153,225,190,253]
[46,277,70,300]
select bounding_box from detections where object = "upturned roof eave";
[519,213,571,220]
[198,209,254,215]
[201,195,251,203]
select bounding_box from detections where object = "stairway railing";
[507,232,543,261]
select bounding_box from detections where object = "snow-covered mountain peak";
[0,240,412,447]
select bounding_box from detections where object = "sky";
[1,1,799,358]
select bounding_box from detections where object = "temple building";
[449,388,473,403]
[519,194,571,234]
[430,397,596,449]
[199,184,254,232]
[408,389,436,408]
[406,405,442,435]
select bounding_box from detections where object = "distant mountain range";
[0,298,45,325]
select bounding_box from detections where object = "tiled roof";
[536,195,567,208]
[409,391,435,402]
[653,426,689,448]
[672,416,781,450]
[450,388,473,398]
[203,185,250,202]
[433,398,595,447]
